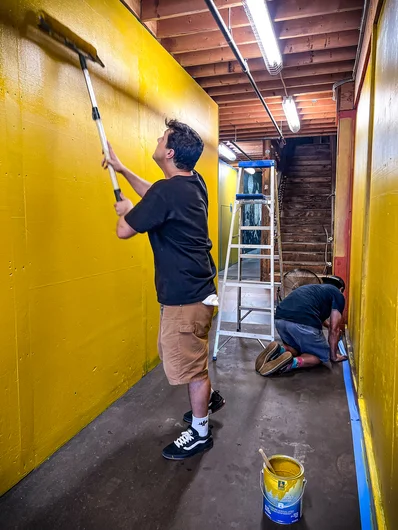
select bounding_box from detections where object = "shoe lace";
[174,429,194,448]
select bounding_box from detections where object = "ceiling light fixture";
[245,168,256,175]
[282,96,301,133]
[243,0,282,75]
[218,143,237,161]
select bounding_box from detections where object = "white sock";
[192,414,209,437]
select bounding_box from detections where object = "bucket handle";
[260,470,307,510]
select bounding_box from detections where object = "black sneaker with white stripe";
[183,390,226,424]
[162,427,213,460]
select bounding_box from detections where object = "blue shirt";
[276,284,345,329]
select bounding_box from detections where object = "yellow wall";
[218,161,238,270]
[0,0,218,494]
[349,56,373,370]
[348,0,398,527]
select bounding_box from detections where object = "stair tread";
[283,261,326,265]
[282,242,327,245]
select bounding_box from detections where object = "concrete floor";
[0,264,361,530]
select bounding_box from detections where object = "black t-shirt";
[124,171,217,306]
[275,284,345,329]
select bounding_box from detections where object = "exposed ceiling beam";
[157,6,247,38]
[214,85,337,104]
[220,112,337,126]
[219,97,336,112]
[199,61,354,87]
[218,90,333,108]
[220,127,338,140]
[143,0,362,22]
[177,30,360,66]
[142,0,241,21]
[221,117,337,130]
[273,0,363,21]
[220,103,336,118]
[185,48,356,77]
[225,132,338,141]
[278,11,361,39]
[156,2,361,37]
[207,72,351,97]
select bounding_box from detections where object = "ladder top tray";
[236,193,268,200]
[238,160,275,168]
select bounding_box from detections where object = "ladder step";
[237,199,271,204]
[239,306,272,312]
[231,244,272,249]
[239,254,279,259]
[218,330,274,340]
[224,280,280,288]
[240,226,271,231]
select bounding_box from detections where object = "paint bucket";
[260,455,306,525]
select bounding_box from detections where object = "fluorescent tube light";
[243,0,282,75]
[282,96,301,133]
[218,143,237,161]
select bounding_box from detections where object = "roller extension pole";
[37,12,122,202]
[79,55,122,202]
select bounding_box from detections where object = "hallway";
[0,327,360,530]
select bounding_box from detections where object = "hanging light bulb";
[218,143,237,161]
[243,0,283,75]
[282,96,301,133]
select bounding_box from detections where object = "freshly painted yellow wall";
[349,56,373,370]
[218,161,238,270]
[348,0,398,527]
[0,0,218,494]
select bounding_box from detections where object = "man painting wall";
[102,119,225,460]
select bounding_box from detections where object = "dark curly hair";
[165,119,204,171]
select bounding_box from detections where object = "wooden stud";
[199,61,354,88]
[273,0,363,21]
[142,0,241,21]
[177,31,360,67]
[207,72,351,97]
[278,11,362,39]
[212,84,339,104]
[143,0,361,22]
[186,48,357,77]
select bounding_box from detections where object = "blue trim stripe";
[341,341,373,529]
[238,160,275,168]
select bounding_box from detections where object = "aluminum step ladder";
[213,160,280,361]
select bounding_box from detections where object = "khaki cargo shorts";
[158,302,215,385]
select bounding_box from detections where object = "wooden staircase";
[280,142,333,275]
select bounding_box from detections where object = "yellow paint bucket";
[261,455,306,525]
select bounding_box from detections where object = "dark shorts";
[275,319,330,364]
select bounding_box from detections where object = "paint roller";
[37,11,122,202]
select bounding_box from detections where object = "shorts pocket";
[178,323,203,355]
[179,325,195,333]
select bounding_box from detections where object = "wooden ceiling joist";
[220,112,337,125]
[177,31,360,67]
[220,127,338,140]
[220,101,336,115]
[186,48,357,77]
[199,61,354,88]
[155,3,361,38]
[141,0,241,21]
[207,72,351,97]
[139,0,362,142]
[221,117,337,129]
[142,0,362,22]
[218,91,334,109]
